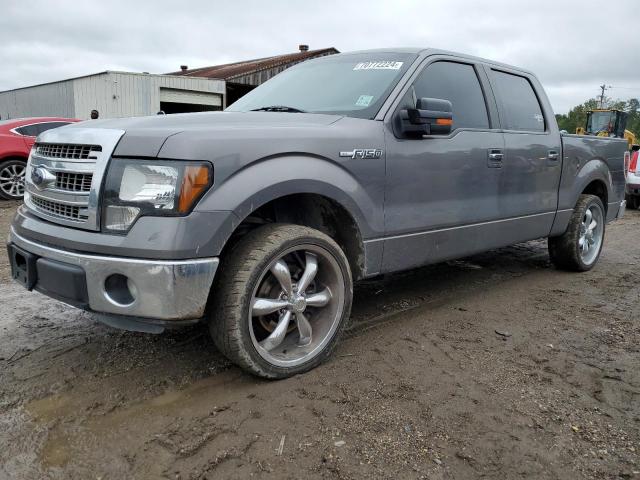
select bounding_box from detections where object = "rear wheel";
[209,223,353,378]
[548,194,605,272]
[0,159,27,200]
[626,194,640,210]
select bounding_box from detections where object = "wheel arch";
[581,178,608,211]
[551,158,613,236]
[220,191,366,281]
[0,155,28,163]
[197,154,381,280]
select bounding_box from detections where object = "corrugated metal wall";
[0,72,225,120]
[0,81,75,120]
[73,72,225,119]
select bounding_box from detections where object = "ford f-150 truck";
[7,49,628,378]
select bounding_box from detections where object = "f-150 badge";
[339,149,383,159]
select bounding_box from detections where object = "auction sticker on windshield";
[355,95,374,107]
[353,61,403,71]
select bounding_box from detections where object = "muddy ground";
[0,199,639,480]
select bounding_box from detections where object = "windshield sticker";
[355,95,374,107]
[353,61,403,71]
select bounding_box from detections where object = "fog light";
[104,274,136,306]
[104,205,140,231]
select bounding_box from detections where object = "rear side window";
[14,122,70,137]
[35,122,71,134]
[14,124,39,136]
[412,61,489,130]
[490,70,545,132]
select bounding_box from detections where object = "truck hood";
[67,111,343,158]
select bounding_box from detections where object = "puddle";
[26,393,73,423]
[40,430,72,469]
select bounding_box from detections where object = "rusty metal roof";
[168,47,339,81]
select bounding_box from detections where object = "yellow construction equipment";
[576,109,637,149]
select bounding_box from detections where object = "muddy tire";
[208,223,353,379]
[548,194,605,272]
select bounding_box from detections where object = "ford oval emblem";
[31,167,45,186]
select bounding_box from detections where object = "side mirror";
[399,98,453,137]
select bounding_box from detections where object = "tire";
[0,159,27,200]
[209,223,353,379]
[626,195,640,210]
[548,194,606,272]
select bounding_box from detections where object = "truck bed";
[557,133,627,222]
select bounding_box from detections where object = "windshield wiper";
[250,105,307,113]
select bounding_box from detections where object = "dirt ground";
[0,200,639,480]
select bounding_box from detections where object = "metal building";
[172,46,339,104]
[0,71,225,120]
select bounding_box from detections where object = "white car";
[627,149,640,209]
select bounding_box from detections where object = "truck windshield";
[226,53,417,119]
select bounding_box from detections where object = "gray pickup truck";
[7,48,628,378]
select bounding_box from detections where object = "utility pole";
[599,84,611,108]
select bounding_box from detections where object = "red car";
[0,117,79,199]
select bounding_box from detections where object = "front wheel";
[0,159,27,200]
[548,194,605,272]
[209,223,353,379]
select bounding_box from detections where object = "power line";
[609,86,640,91]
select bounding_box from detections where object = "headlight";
[102,159,212,233]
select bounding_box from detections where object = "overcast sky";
[2,0,639,114]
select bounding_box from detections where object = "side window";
[412,61,489,130]
[490,70,545,132]
[35,122,71,135]
[14,124,39,136]
[14,122,70,137]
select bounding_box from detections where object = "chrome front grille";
[31,197,86,221]
[25,128,125,231]
[55,171,93,192]
[36,143,102,160]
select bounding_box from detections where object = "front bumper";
[8,227,218,324]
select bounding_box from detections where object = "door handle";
[547,150,559,161]
[487,148,503,168]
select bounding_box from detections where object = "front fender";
[195,154,381,240]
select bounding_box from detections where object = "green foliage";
[627,99,640,138]
[556,97,640,139]
[555,98,599,133]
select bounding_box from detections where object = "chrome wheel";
[578,203,604,265]
[0,162,26,198]
[249,244,345,368]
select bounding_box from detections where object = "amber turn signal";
[435,118,453,126]
[178,165,211,213]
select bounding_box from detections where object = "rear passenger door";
[485,68,561,233]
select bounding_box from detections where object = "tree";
[556,98,599,133]
[626,99,640,140]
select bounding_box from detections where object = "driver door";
[381,58,506,272]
